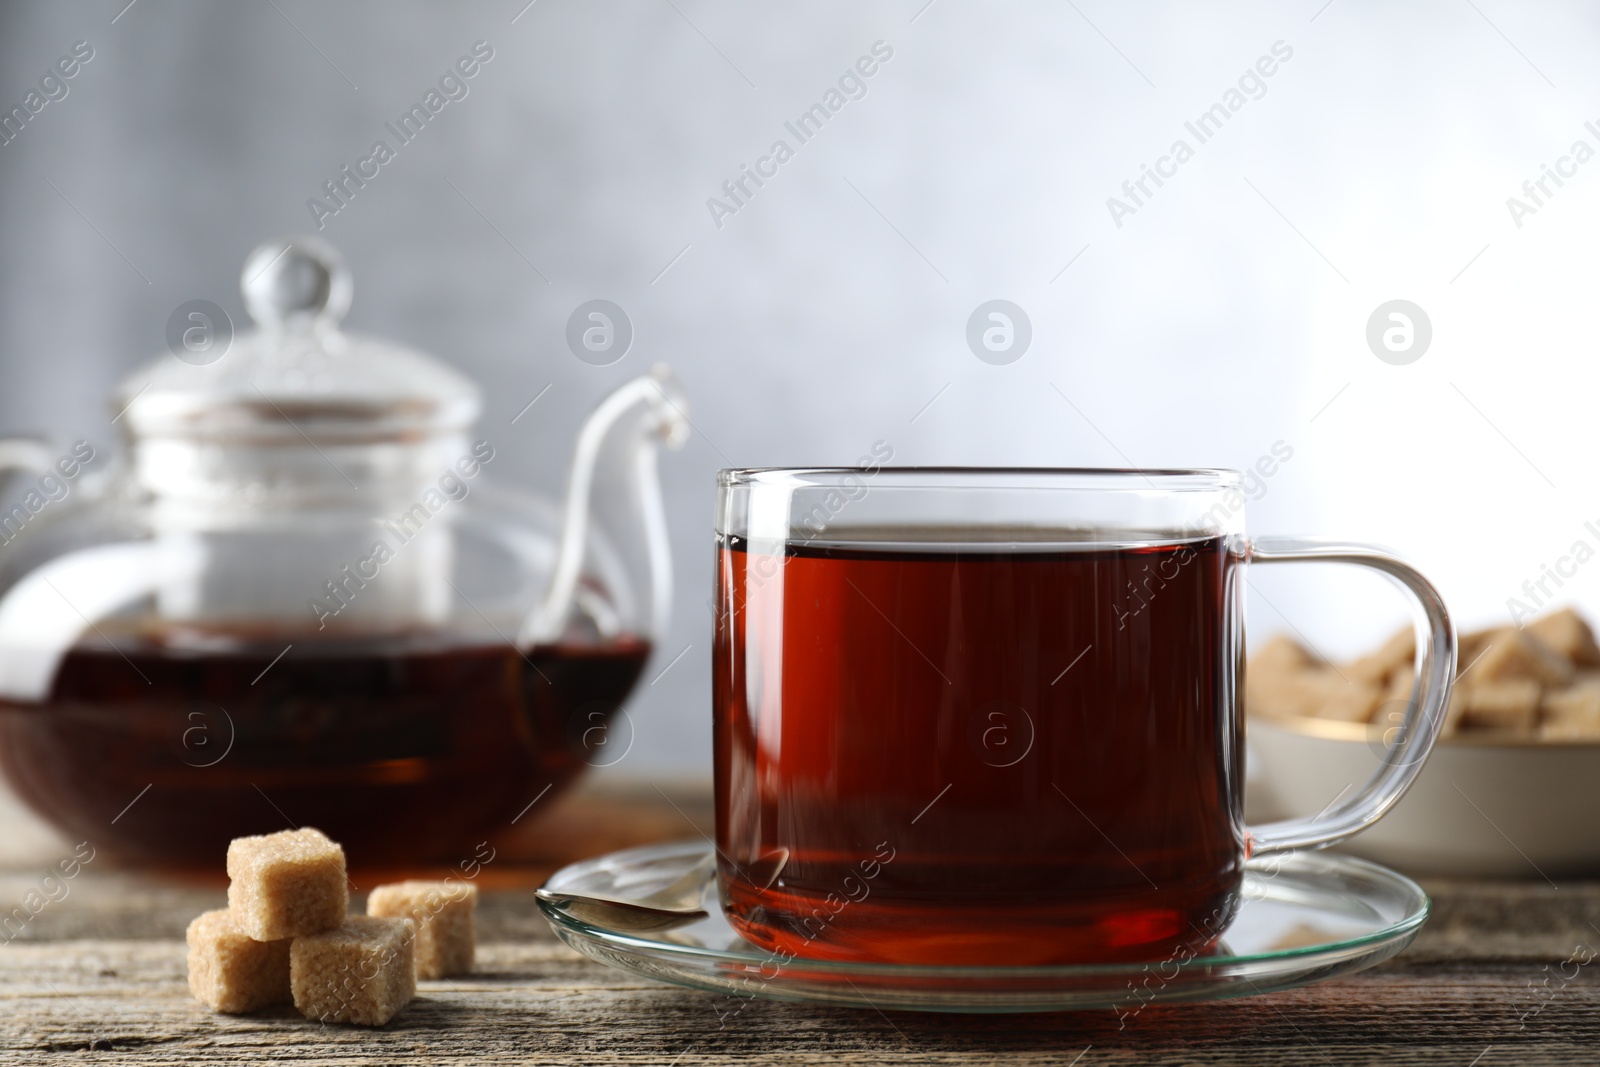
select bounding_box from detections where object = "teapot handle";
[0,438,73,546]
[0,439,60,481]
[519,366,689,646]
[0,543,201,701]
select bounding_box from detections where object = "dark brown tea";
[0,630,649,867]
[714,531,1243,965]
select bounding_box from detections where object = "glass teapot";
[0,237,687,866]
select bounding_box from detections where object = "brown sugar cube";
[1457,626,1506,677]
[1461,680,1540,732]
[1321,680,1385,724]
[1245,636,1318,717]
[1383,669,1416,705]
[1370,666,1444,738]
[1388,679,1471,737]
[1385,665,1478,734]
[1245,667,1325,718]
[1248,669,1381,722]
[1347,626,1414,687]
[291,916,416,1026]
[1288,670,1384,723]
[1251,634,1320,678]
[186,909,291,1014]
[1542,715,1600,740]
[1245,668,1302,718]
[1543,681,1600,718]
[367,881,477,979]
[227,827,348,941]
[1542,682,1600,729]
[1526,608,1600,667]
[1468,631,1573,687]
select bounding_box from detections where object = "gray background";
[0,0,1594,774]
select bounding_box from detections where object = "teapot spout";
[521,365,689,647]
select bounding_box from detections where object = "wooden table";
[0,779,1595,1066]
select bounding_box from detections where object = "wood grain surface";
[0,778,1595,1066]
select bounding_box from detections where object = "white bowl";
[1247,712,1600,878]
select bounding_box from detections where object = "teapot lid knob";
[240,236,352,327]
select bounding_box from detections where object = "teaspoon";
[537,852,716,933]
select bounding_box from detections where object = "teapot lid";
[114,236,481,443]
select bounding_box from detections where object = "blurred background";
[0,0,1592,775]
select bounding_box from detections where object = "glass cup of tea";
[712,467,1455,966]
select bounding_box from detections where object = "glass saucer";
[537,840,1430,1014]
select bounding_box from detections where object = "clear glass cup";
[713,467,1455,965]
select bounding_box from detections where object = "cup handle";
[1245,536,1457,855]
